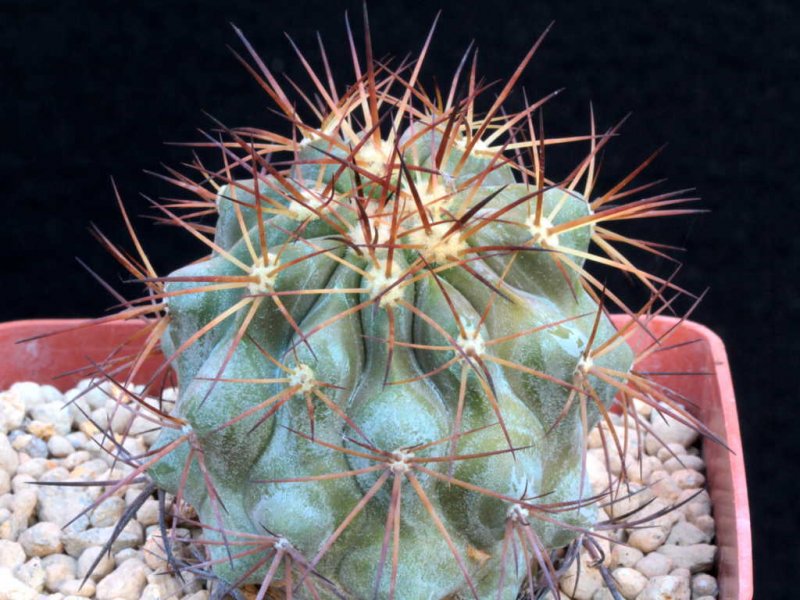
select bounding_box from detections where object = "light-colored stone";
[58,578,96,597]
[26,420,56,440]
[29,403,73,437]
[0,539,26,569]
[655,442,687,462]
[657,544,716,573]
[0,434,19,476]
[90,496,125,528]
[610,545,644,569]
[662,454,705,473]
[183,591,210,600]
[62,451,90,471]
[635,574,690,600]
[76,546,116,581]
[647,409,700,452]
[72,380,108,411]
[635,552,673,578]
[13,557,45,592]
[0,390,26,433]
[18,522,63,557]
[560,551,604,600]
[10,382,46,409]
[142,532,168,571]
[678,489,711,520]
[62,521,143,557]
[68,458,107,480]
[671,469,705,489]
[145,572,182,598]
[11,473,36,495]
[647,470,682,502]
[15,457,49,479]
[606,484,653,519]
[691,514,716,539]
[612,567,647,599]
[666,520,711,545]
[12,488,37,520]
[37,468,96,533]
[95,557,149,600]
[41,553,77,593]
[136,498,160,527]
[627,526,667,554]
[38,384,63,405]
[47,436,73,459]
[0,566,38,600]
[0,511,25,541]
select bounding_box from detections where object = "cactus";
[69,13,710,600]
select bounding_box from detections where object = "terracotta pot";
[0,316,753,599]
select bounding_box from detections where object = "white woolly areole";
[248,254,280,294]
[274,537,292,551]
[455,136,493,156]
[348,217,393,251]
[507,504,529,523]
[389,449,415,474]
[288,364,316,395]
[574,355,594,380]
[410,222,467,264]
[355,138,392,176]
[457,323,486,357]
[525,214,560,247]
[366,259,404,307]
[288,188,328,222]
[400,180,452,221]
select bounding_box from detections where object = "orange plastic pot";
[0,316,753,599]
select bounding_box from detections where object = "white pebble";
[58,577,96,597]
[560,549,604,599]
[667,520,711,545]
[0,539,26,569]
[0,389,26,433]
[47,436,74,458]
[0,434,19,476]
[13,556,45,591]
[62,521,142,558]
[41,553,77,593]
[611,567,647,599]
[671,468,705,489]
[0,566,38,600]
[662,454,705,473]
[29,403,74,437]
[18,521,63,557]
[635,574,690,600]
[610,544,643,569]
[90,496,125,528]
[635,552,673,578]
[95,557,149,600]
[657,543,717,573]
[692,573,719,596]
[647,409,699,453]
[76,546,116,581]
[656,442,687,462]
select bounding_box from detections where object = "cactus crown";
[70,11,711,600]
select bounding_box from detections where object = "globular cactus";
[74,13,708,600]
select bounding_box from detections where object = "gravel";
[1,378,721,599]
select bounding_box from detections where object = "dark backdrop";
[2,0,797,594]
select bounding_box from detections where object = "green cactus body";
[145,102,635,597]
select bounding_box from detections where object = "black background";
[2,0,798,595]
